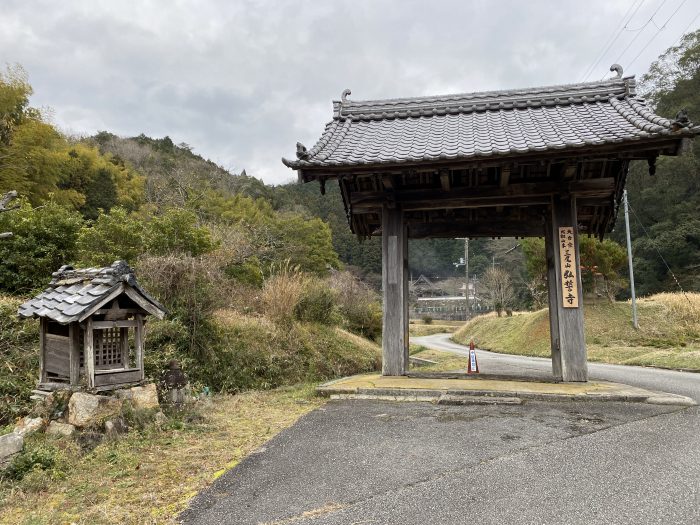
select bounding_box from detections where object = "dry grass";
[0,386,324,525]
[638,292,700,326]
[452,293,700,370]
[261,264,306,325]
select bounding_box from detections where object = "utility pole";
[623,189,639,329]
[454,238,470,321]
[464,239,470,320]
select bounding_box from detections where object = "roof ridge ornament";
[341,89,352,104]
[610,64,623,79]
[296,142,309,160]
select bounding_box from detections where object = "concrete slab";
[316,373,696,406]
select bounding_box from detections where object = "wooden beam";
[92,320,139,329]
[350,178,615,212]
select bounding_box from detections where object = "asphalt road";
[180,335,700,525]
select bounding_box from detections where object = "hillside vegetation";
[452,293,700,371]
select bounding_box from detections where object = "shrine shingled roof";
[282,69,699,171]
[18,261,166,324]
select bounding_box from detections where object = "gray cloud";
[1,0,697,184]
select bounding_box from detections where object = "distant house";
[18,261,166,391]
[409,274,446,298]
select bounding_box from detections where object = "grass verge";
[409,345,467,373]
[452,293,700,371]
[408,320,463,337]
[0,385,323,525]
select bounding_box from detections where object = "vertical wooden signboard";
[558,226,579,308]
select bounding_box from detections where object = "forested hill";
[611,29,700,296]
[89,132,506,287]
[2,29,698,301]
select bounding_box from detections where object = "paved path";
[181,335,700,525]
[413,333,700,402]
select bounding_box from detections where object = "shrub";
[0,200,84,294]
[295,278,337,325]
[422,316,433,325]
[145,208,215,257]
[3,438,66,483]
[137,253,232,359]
[76,206,145,266]
[329,272,382,341]
[0,295,38,425]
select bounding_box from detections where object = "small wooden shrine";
[283,65,699,382]
[18,261,166,391]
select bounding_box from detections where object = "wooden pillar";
[382,206,408,376]
[38,318,46,384]
[544,219,563,380]
[68,323,80,386]
[135,314,145,380]
[120,327,130,368]
[549,195,588,382]
[85,318,95,389]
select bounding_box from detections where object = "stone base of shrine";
[316,373,695,406]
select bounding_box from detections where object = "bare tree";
[482,267,514,317]
[0,190,18,238]
[526,276,548,310]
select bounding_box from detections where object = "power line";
[669,8,700,48]
[613,0,670,67]
[627,200,693,306]
[581,0,645,82]
[627,0,689,69]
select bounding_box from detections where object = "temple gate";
[283,65,698,382]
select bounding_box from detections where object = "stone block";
[116,383,159,410]
[68,392,123,428]
[13,417,45,437]
[0,433,23,466]
[46,421,76,438]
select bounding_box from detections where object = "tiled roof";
[282,74,699,170]
[18,261,166,324]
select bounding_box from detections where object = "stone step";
[31,389,52,397]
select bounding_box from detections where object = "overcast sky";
[2,0,698,185]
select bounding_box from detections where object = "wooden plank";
[135,314,145,380]
[558,226,580,308]
[381,206,407,376]
[69,323,80,386]
[550,195,588,381]
[545,219,563,380]
[92,320,139,329]
[45,334,70,377]
[85,317,95,389]
[93,369,142,388]
[439,170,451,191]
[120,327,130,368]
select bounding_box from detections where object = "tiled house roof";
[282,74,699,170]
[18,261,166,324]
